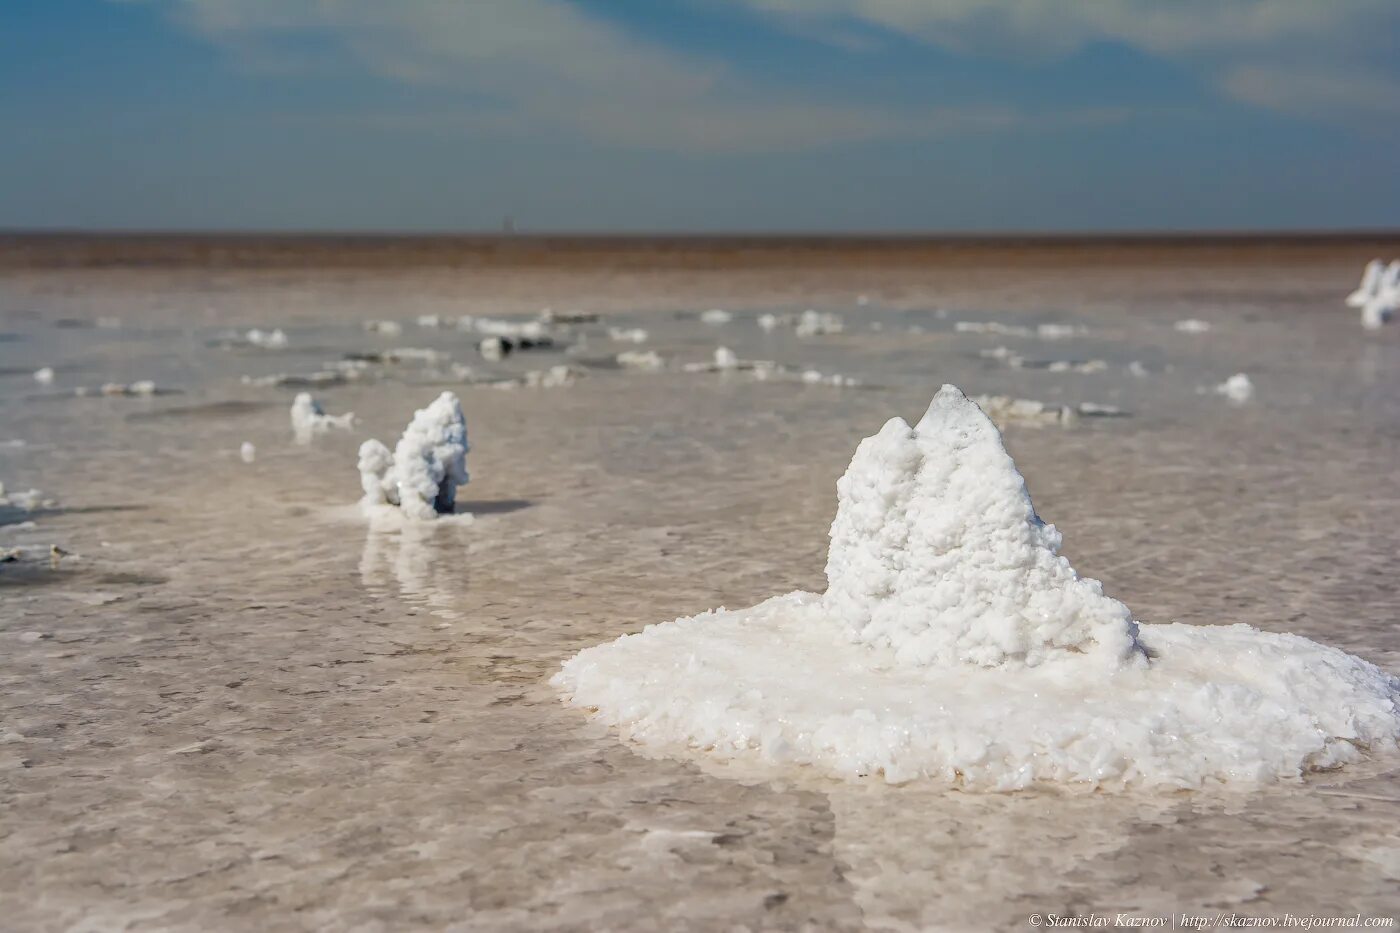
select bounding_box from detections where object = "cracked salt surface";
[555,385,1400,790]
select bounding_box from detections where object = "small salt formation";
[555,386,1400,788]
[971,394,1078,427]
[1355,260,1400,330]
[1174,319,1212,334]
[290,393,355,443]
[240,442,256,463]
[800,369,860,387]
[33,367,54,385]
[617,350,665,371]
[757,313,783,332]
[1127,360,1151,378]
[1036,323,1081,340]
[1347,260,1385,308]
[714,347,739,370]
[699,309,732,325]
[245,328,288,349]
[795,310,845,337]
[416,314,446,328]
[364,320,404,336]
[478,335,554,360]
[357,391,469,521]
[76,381,159,397]
[955,321,1033,338]
[519,365,580,389]
[541,309,599,325]
[474,317,550,339]
[0,483,53,511]
[242,371,349,388]
[607,327,649,344]
[1216,373,1254,403]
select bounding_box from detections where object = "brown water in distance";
[1,237,1398,931]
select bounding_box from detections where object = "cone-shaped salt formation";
[554,386,1400,789]
[357,391,469,520]
[825,387,1139,669]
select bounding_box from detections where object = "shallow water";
[2,259,1399,931]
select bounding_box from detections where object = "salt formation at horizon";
[1347,260,1400,329]
[357,391,469,521]
[555,386,1400,789]
[290,393,355,443]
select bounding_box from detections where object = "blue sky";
[3,0,1399,232]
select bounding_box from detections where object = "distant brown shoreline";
[2,231,1397,270]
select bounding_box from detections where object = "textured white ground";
[556,387,1400,789]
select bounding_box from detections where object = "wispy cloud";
[125,0,1123,153]
[731,0,1400,121]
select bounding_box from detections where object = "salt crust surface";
[555,386,1400,790]
[357,391,469,521]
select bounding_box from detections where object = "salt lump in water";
[358,391,469,520]
[555,386,1400,789]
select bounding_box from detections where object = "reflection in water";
[359,517,469,621]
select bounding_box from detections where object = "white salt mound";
[699,309,732,325]
[239,442,256,463]
[1174,319,1212,334]
[357,391,469,521]
[33,367,54,385]
[1216,373,1254,403]
[290,393,355,443]
[554,386,1400,789]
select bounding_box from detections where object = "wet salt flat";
[2,254,1400,931]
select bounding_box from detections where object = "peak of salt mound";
[358,391,469,520]
[824,386,1139,669]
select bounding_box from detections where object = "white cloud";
[731,0,1400,120]
[126,0,1119,153]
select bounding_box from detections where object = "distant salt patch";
[971,394,1079,427]
[33,367,54,385]
[73,381,161,397]
[1174,319,1212,334]
[358,391,469,521]
[956,321,1084,340]
[1347,259,1400,330]
[554,386,1400,789]
[246,328,288,349]
[979,348,1106,374]
[487,365,582,390]
[290,393,355,443]
[239,442,256,464]
[1215,373,1254,403]
[757,310,845,336]
[795,310,845,337]
[617,350,666,371]
[699,309,733,326]
[478,335,554,361]
[364,320,404,337]
[0,482,53,511]
[608,327,649,344]
[540,309,598,325]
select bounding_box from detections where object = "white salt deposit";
[242,371,349,388]
[795,310,845,337]
[290,393,355,443]
[245,328,288,349]
[714,347,739,370]
[364,320,404,337]
[474,317,550,339]
[1216,373,1255,403]
[556,386,1400,789]
[357,391,469,521]
[800,369,860,387]
[1359,261,1400,330]
[1347,260,1385,308]
[971,395,1078,427]
[617,350,665,371]
[607,327,649,344]
[239,442,256,464]
[33,367,54,385]
[0,483,52,511]
[699,309,732,325]
[757,313,782,332]
[1174,319,1212,334]
[479,337,506,361]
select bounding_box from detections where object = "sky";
[3,0,1399,233]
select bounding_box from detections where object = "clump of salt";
[357,391,469,521]
[554,386,1400,789]
[290,393,355,443]
[33,367,54,385]
[699,309,732,325]
[1174,319,1212,334]
[1216,373,1254,403]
